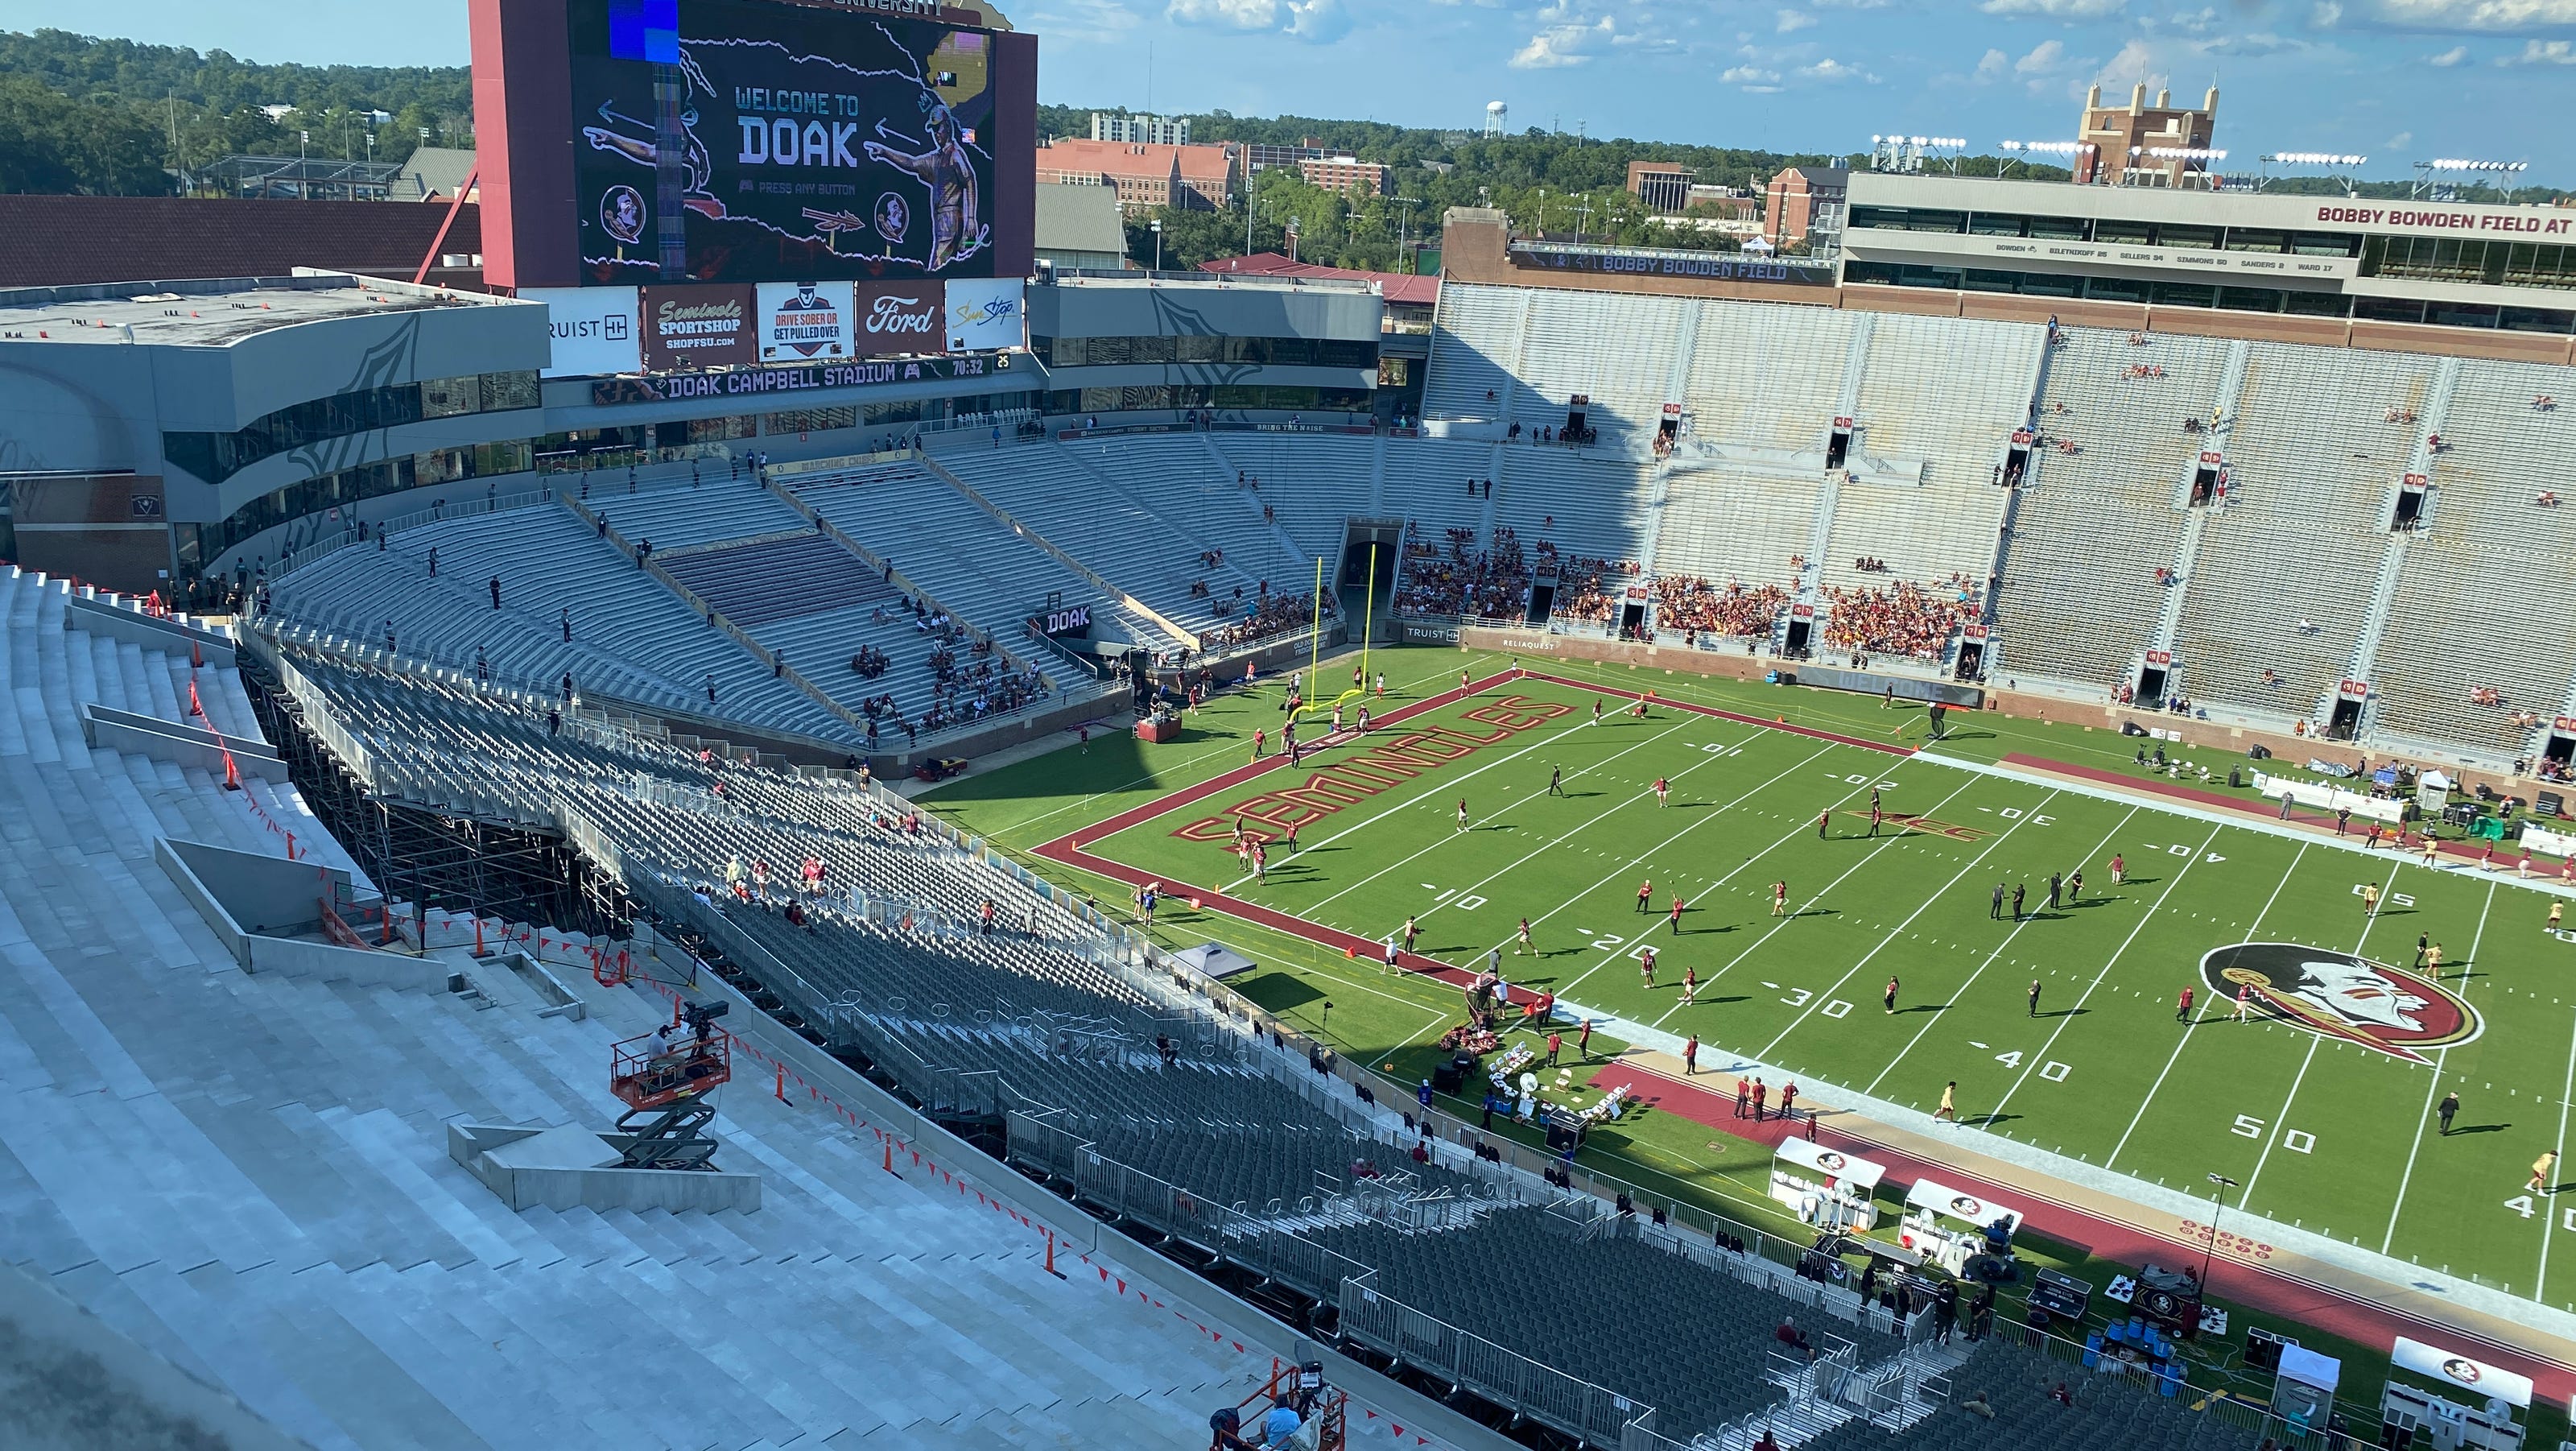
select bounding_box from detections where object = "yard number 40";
[2501,1198,2576,1230]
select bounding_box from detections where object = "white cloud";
[2091,36,2168,85]
[1282,0,1350,39]
[1025,0,1141,42]
[1980,0,2126,15]
[1721,62,1785,83]
[1777,7,1818,30]
[2310,1,2344,25]
[2206,30,2307,54]
[2017,37,2068,70]
[2501,35,2576,56]
[2385,130,2415,147]
[1166,0,1274,27]
[2425,40,2472,57]
[2359,0,2576,29]
[1511,15,1615,67]
[1974,45,2011,78]
[1165,0,1345,40]
[1800,55,1880,80]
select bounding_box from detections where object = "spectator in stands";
[1774,1317,1815,1361]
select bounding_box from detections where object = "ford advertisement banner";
[848,281,943,355]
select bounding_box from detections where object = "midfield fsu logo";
[2201,942,2483,1064]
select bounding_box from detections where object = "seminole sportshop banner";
[570,0,1005,284]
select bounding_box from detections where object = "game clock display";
[570,0,1002,284]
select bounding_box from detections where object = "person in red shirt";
[1637,878,1653,914]
[1546,1031,1563,1066]
[1669,896,1686,935]
[1780,1081,1800,1122]
[1577,1018,1594,1060]
[1683,1036,1699,1076]
[2177,985,2195,1022]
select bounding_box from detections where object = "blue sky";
[12,0,2572,183]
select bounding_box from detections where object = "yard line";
[1865,804,2139,1097]
[1986,821,2225,1121]
[1526,741,1872,1001]
[1558,769,1985,1007]
[1284,713,1706,909]
[1392,723,1783,932]
[2537,1009,2576,1305]
[2237,859,2405,1209]
[2382,877,2496,1254]
[995,651,1489,835]
[2106,840,2310,1169]
[1744,791,2067,1051]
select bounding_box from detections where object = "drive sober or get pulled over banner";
[571,0,1002,285]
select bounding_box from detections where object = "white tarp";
[1774,1137,1885,1193]
[2252,772,2408,825]
[1170,942,1256,981]
[2277,1343,2342,1393]
[2392,1337,2532,1409]
[1903,1177,2023,1234]
[2522,824,2576,858]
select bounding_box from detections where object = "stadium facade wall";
[1439,212,2576,366]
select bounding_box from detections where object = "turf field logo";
[2200,942,2482,1064]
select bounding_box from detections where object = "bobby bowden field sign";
[2201,941,2483,1064]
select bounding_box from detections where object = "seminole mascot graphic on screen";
[572,0,997,284]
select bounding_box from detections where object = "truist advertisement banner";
[569,0,1004,285]
[526,286,643,377]
[848,280,943,354]
[755,280,856,361]
[639,283,755,370]
[943,277,1025,352]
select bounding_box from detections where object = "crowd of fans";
[1204,590,1320,649]
[1653,576,1792,642]
[1821,575,1981,661]
[1395,524,1532,620]
[1544,545,1641,626]
[847,644,892,679]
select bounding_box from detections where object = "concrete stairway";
[0,568,1267,1451]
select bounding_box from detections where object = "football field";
[949,652,2576,1320]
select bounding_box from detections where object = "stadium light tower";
[2412,157,2527,201]
[2254,152,2368,195]
[1870,134,1966,175]
[2200,1172,2240,1296]
[1996,140,2094,180]
[1149,217,1162,272]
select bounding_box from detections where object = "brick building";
[1298,155,1388,197]
[1626,161,1695,216]
[1764,166,1849,250]
[2074,83,2222,188]
[1034,139,1239,213]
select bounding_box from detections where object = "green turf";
[925,645,2576,1426]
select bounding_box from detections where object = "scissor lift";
[606,1002,734,1171]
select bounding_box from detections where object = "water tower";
[1484,101,1508,138]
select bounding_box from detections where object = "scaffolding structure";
[242,657,618,936]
